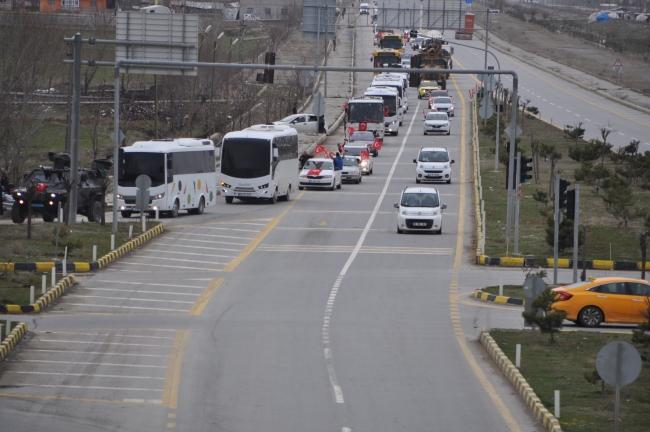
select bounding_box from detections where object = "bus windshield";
[374,54,400,67]
[221,138,270,179]
[348,103,384,123]
[380,39,403,50]
[118,153,165,187]
[372,95,397,117]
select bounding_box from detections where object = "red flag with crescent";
[314,145,325,156]
[359,122,367,131]
[307,169,322,176]
[347,125,355,136]
[360,150,370,160]
[372,139,382,150]
[323,149,330,159]
[383,106,389,117]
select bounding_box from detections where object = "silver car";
[341,156,363,184]
[430,96,455,117]
[344,146,374,175]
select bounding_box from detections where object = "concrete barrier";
[0,322,28,362]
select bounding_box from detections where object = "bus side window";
[166,156,173,183]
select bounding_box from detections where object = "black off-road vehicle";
[11,152,112,224]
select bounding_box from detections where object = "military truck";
[11,152,112,224]
[409,39,453,90]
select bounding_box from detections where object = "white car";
[348,131,378,156]
[343,146,374,175]
[414,147,454,184]
[273,114,327,134]
[394,186,446,234]
[341,156,363,184]
[430,96,455,117]
[423,111,451,135]
[299,158,342,190]
[401,59,411,69]
[243,14,260,21]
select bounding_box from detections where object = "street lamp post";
[209,32,225,135]
[186,25,212,137]
[225,38,239,132]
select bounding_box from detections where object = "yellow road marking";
[168,413,176,418]
[162,329,190,409]
[0,392,162,406]
[188,278,223,316]
[221,191,306,272]
[167,422,176,428]
[318,221,328,226]
[449,75,522,432]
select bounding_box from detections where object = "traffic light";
[558,179,571,209]
[519,155,533,183]
[566,189,576,221]
[263,52,275,84]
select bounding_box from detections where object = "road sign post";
[613,59,623,85]
[135,174,151,232]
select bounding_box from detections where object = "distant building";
[0,0,26,10]
[39,0,107,13]
[238,0,300,20]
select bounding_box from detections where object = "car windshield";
[418,151,449,162]
[349,132,375,142]
[279,115,300,122]
[344,147,362,156]
[304,160,334,170]
[425,113,448,121]
[343,157,358,166]
[433,97,452,104]
[420,81,437,88]
[401,192,439,207]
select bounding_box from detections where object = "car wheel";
[11,202,26,224]
[121,211,132,218]
[393,131,398,136]
[42,213,55,223]
[373,150,378,157]
[447,130,450,135]
[370,168,373,174]
[225,196,234,204]
[87,200,102,223]
[446,178,451,184]
[189,197,205,214]
[299,186,304,191]
[169,199,180,218]
[397,226,403,234]
[424,132,427,135]
[416,178,421,184]
[282,186,291,202]
[436,225,442,235]
[330,181,336,191]
[578,306,603,327]
[268,189,278,204]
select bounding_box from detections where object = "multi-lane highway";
[10,8,650,430]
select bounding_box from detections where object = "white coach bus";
[219,124,298,204]
[117,138,217,218]
[364,86,402,136]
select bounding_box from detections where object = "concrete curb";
[476,255,650,271]
[479,329,562,432]
[0,224,166,273]
[1,275,76,314]
[0,322,28,362]
[474,28,650,116]
[474,289,524,306]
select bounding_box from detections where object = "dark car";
[11,152,112,224]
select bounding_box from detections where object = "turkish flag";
[323,149,330,159]
[314,145,325,156]
[347,125,355,136]
[372,139,382,150]
[384,106,389,117]
[360,150,370,160]
[307,169,323,176]
[359,122,367,131]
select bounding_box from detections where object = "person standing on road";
[333,152,343,170]
[292,102,298,114]
[299,151,310,169]
[318,115,326,134]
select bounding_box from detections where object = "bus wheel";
[281,186,291,202]
[169,200,179,218]
[189,197,205,215]
[268,189,278,204]
[225,196,233,204]
[121,211,132,218]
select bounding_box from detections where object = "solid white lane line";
[44,332,176,340]
[160,237,248,246]
[22,360,166,368]
[143,249,236,259]
[35,339,173,348]
[88,280,204,289]
[155,243,243,252]
[17,371,165,380]
[116,262,220,271]
[25,349,167,358]
[128,256,229,265]
[65,295,196,304]
[61,303,189,312]
[22,384,161,392]
[203,226,264,232]
[76,288,200,296]
[168,232,256,240]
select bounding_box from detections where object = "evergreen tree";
[522,288,567,343]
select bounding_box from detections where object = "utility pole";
[514,151,521,254]
[572,184,580,283]
[553,174,560,284]
[68,33,82,226]
[494,83,501,172]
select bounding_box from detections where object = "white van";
[360,3,369,14]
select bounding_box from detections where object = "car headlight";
[448,106,454,111]
[16,192,22,197]
[50,193,57,198]
[154,193,165,199]
[221,181,232,188]
[258,183,269,190]
[391,120,396,124]
[322,175,332,178]
[401,210,408,215]
[443,164,449,169]
[300,174,307,178]
[444,122,449,127]
[418,164,424,168]
[361,160,368,166]
[432,210,439,216]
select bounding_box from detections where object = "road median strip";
[1,224,166,314]
[476,254,649,271]
[473,288,524,306]
[479,329,562,432]
[0,322,28,362]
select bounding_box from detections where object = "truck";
[11,152,111,224]
[455,13,475,40]
[409,39,453,90]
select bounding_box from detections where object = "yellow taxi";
[417,80,440,99]
[552,277,650,327]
